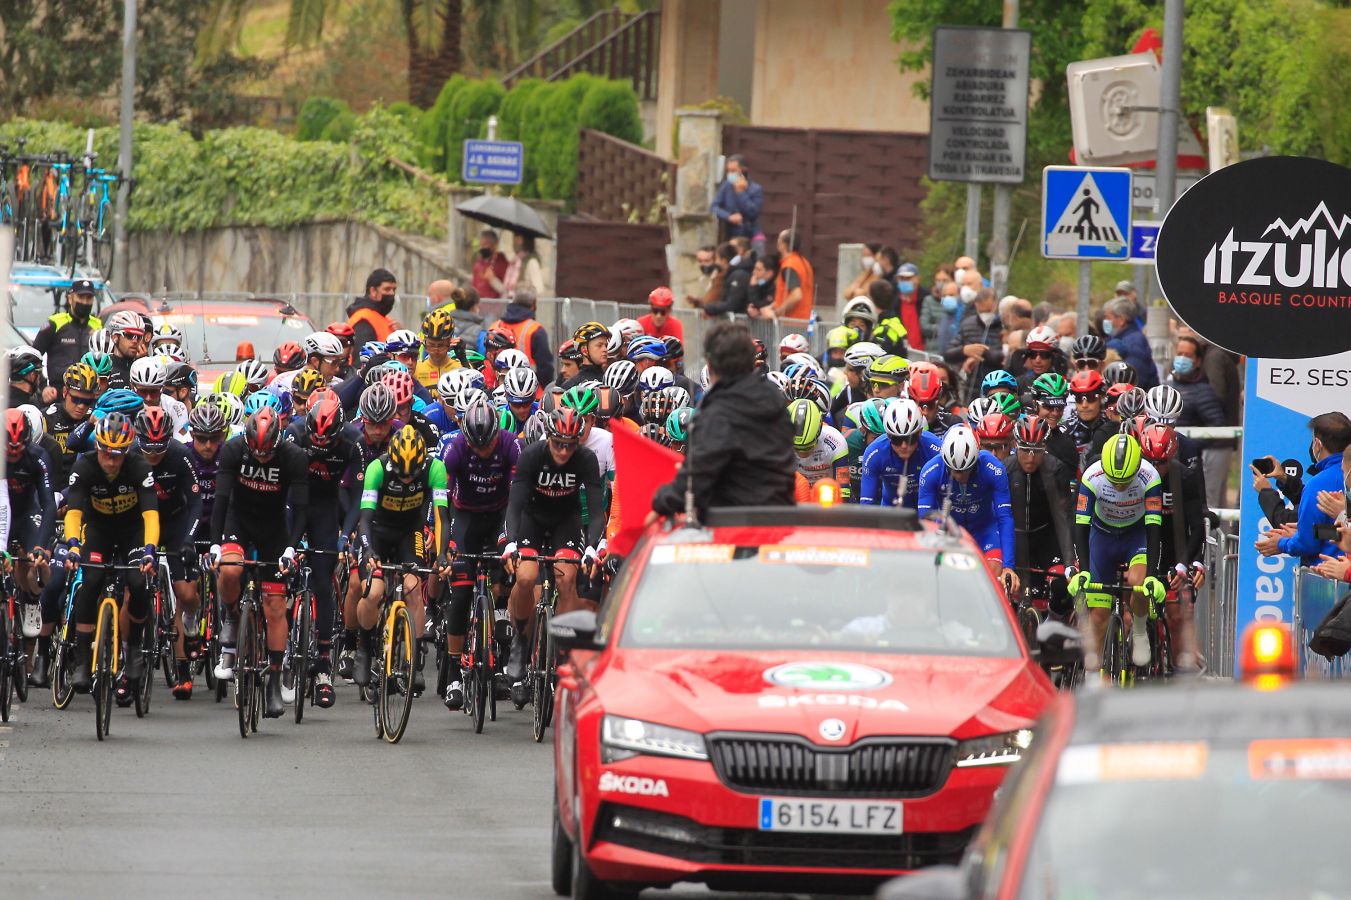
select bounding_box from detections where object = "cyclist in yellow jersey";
[413,307,462,388]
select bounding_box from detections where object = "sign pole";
[988,0,1020,298]
[1146,0,1184,363]
[964,184,981,261]
[113,0,136,291]
[1077,261,1092,338]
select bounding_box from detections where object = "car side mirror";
[550,609,602,653]
[877,866,968,900]
[1034,618,1084,667]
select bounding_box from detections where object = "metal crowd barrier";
[1293,567,1351,679]
[1197,521,1240,678]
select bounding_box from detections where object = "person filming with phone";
[1255,412,1351,566]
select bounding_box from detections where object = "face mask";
[1310,440,1320,465]
[941,295,959,313]
[753,278,766,286]
[71,302,92,322]
[1102,319,1115,336]
[872,261,884,276]
[978,310,997,325]
[700,263,716,275]
[478,248,492,260]
[898,281,915,296]
[960,286,978,304]
[954,268,968,284]
[1172,355,1194,376]
[730,255,742,267]
[860,256,874,271]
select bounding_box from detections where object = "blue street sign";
[1129,220,1161,266]
[462,140,524,185]
[1042,166,1133,260]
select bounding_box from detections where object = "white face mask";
[960,286,978,303]
[954,268,969,284]
[860,255,874,271]
[872,261,884,275]
[730,255,742,267]
[1059,336,1076,356]
[978,310,998,325]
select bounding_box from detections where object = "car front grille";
[706,734,955,798]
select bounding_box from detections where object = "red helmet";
[1139,422,1178,463]
[326,322,356,342]
[1105,382,1133,403]
[974,412,1015,441]
[484,328,517,352]
[906,363,943,404]
[1069,369,1104,396]
[380,369,416,407]
[273,341,305,372]
[547,407,584,443]
[306,392,346,449]
[5,408,31,461]
[135,407,173,451]
[1124,414,1152,444]
[245,407,282,456]
[1014,415,1051,448]
[648,286,675,309]
[307,386,338,412]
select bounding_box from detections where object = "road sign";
[462,140,523,185]
[928,27,1032,184]
[1042,166,1133,260]
[1129,220,1160,266]
[1131,172,1201,212]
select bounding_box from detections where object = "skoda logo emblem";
[819,718,847,742]
[764,662,893,691]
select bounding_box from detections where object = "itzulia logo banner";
[1156,156,1351,359]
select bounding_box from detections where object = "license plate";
[758,798,903,834]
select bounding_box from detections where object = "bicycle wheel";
[1017,603,1040,649]
[468,595,487,734]
[9,603,27,704]
[531,603,553,743]
[483,593,497,724]
[379,604,415,744]
[93,233,113,277]
[236,604,255,739]
[0,610,11,724]
[94,600,115,741]
[52,628,74,710]
[1151,617,1173,680]
[293,593,312,724]
[134,615,154,718]
[1101,613,1125,688]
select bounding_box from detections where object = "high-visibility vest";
[348,307,393,341]
[490,317,543,366]
[49,311,103,331]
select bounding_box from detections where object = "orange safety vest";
[348,307,393,342]
[490,317,543,366]
[774,252,816,321]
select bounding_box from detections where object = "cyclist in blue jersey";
[500,367,541,435]
[918,425,1019,594]
[858,399,939,509]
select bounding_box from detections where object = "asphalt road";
[0,675,844,900]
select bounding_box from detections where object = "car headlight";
[601,715,708,763]
[955,729,1034,768]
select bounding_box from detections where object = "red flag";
[609,423,684,557]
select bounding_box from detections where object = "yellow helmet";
[213,370,250,397]
[866,354,910,386]
[291,368,326,400]
[64,362,99,394]
[422,307,455,340]
[787,398,823,452]
[387,425,428,478]
[1101,433,1143,483]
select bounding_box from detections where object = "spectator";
[1114,279,1138,308]
[871,248,901,318]
[651,321,795,518]
[1102,297,1159,389]
[490,285,554,384]
[1256,412,1351,566]
[700,242,753,318]
[870,282,908,357]
[684,245,721,309]
[502,233,545,296]
[944,287,1005,400]
[747,252,778,316]
[346,267,398,348]
[893,261,925,351]
[1171,335,1229,507]
[471,229,509,298]
[842,242,882,302]
[773,229,815,321]
[427,278,455,314]
[925,278,961,353]
[1000,296,1033,334]
[448,286,485,350]
[1032,302,1052,326]
[32,278,102,400]
[920,267,953,350]
[711,154,765,252]
[638,287,684,340]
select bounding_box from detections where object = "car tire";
[551,802,573,896]
[572,825,637,900]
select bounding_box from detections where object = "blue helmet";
[93,388,144,419]
[411,395,428,414]
[264,382,294,416]
[626,336,667,362]
[981,369,1018,395]
[244,390,284,416]
[359,341,386,362]
[385,361,410,374]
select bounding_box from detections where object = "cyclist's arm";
[340,444,365,536]
[916,457,941,518]
[580,451,606,548]
[428,460,450,558]
[0,479,7,549]
[135,462,161,548]
[174,454,203,548]
[1143,475,1163,576]
[32,449,57,548]
[210,442,240,541]
[829,432,849,492]
[1183,468,1208,563]
[986,458,1016,564]
[283,447,310,548]
[1073,480,1093,570]
[858,439,884,506]
[357,459,383,554]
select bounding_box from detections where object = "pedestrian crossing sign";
[1042,166,1133,260]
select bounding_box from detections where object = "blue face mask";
[1102,319,1115,336]
[1172,355,1194,376]
[941,295,959,313]
[898,281,915,296]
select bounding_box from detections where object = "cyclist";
[1007,416,1075,620]
[441,399,520,710]
[1066,433,1166,671]
[5,408,56,599]
[858,399,939,508]
[211,408,310,719]
[831,341,884,422]
[62,412,159,694]
[502,408,605,693]
[413,308,463,388]
[381,368,440,449]
[103,310,146,389]
[843,398,890,502]
[665,407,692,455]
[501,367,542,433]
[788,399,848,488]
[1014,326,1064,392]
[131,357,188,434]
[981,369,1019,403]
[9,347,46,407]
[354,425,451,695]
[45,362,100,488]
[973,411,1016,464]
[865,354,908,400]
[907,361,959,436]
[1029,372,1077,472]
[1102,361,1137,388]
[1063,369,1114,475]
[918,425,1018,591]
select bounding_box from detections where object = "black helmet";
[460,398,499,449]
[1071,334,1106,360]
[1102,361,1137,387]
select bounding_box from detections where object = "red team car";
[549,504,1058,899]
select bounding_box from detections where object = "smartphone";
[1251,457,1276,475]
[1315,523,1341,542]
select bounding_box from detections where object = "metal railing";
[1293,567,1351,679]
[1197,523,1241,678]
[502,7,660,101]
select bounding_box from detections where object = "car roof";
[10,264,106,288]
[105,296,300,315]
[658,506,976,553]
[1068,681,1351,743]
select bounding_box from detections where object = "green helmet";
[788,398,823,452]
[992,391,1022,417]
[560,384,599,417]
[866,354,909,386]
[858,397,891,435]
[665,406,693,443]
[464,348,486,369]
[1032,372,1069,399]
[1101,433,1143,483]
[498,405,516,431]
[826,324,859,351]
[81,351,113,377]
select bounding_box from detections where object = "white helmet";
[765,370,789,394]
[699,364,711,394]
[385,329,421,353]
[105,309,144,336]
[502,366,540,403]
[1145,384,1184,423]
[88,329,116,355]
[437,369,467,402]
[941,425,980,471]
[155,346,187,364]
[843,341,885,369]
[151,323,184,347]
[604,359,640,395]
[130,356,167,389]
[613,318,644,343]
[454,386,490,415]
[783,352,823,375]
[234,358,269,391]
[18,404,45,444]
[606,326,624,359]
[301,331,344,359]
[493,348,530,371]
[883,399,925,440]
[217,391,245,427]
[779,333,811,356]
[662,385,691,409]
[1025,325,1057,351]
[841,296,879,328]
[639,366,674,392]
[965,396,998,427]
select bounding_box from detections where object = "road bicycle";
[51,561,83,710]
[77,154,118,275]
[122,556,173,718]
[0,553,31,722]
[455,552,508,734]
[1075,579,1152,688]
[283,559,318,724]
[510,555,578,743]
[366,561,434,744]
[76,559,148,741]
[219,558,276,739]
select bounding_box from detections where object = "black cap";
[70,279,97,296]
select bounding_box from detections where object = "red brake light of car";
[1239,622,1294,688]
[813,478,841,507]
[558,663,578,692]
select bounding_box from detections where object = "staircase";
[503,7,661,102]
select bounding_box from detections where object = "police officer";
[32,279,103,402]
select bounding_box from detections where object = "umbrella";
[455,195,553,240]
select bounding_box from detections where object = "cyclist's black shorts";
[163,513,193,582]
[370,525,425,569]
[75,518,150,626]
[516,507,583,559]
[9,498,44,554]
[451,508,505,580]
[222,509,288,564]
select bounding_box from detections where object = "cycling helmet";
[457,398,497,449]
[273,341,305,372]
[906,363,944,404]
[156,345,188,364]
[626,336,667,362]
[1025,326,1057,352]
[613,318,644,344]
[1031,372,1069,402]
[1116,386,1148,420]
[244,390,283,416]
[244,408,282,456]
[991,391,1023,418]
[521,410,549,444]
[1102,361,1137,387]
[88,330,116,356]
[638,365,674,393]
[301,331,345,360]
[387,425,428,478]
[883,399,925,440]
[306,387,337,413]
[826,325,860,351]
[164,361,198,393]
[843,341,885,369]
[840,296,879,328]
[421,308,455,340]
[665,407,693,444]
[639,423,669,445]
[858,397,891,435]
[1069,369,1105,396]
[573,321,609,345]
[765,371,789,394]
[93,411,136,452]
[188,401,227,436]
[594,386,622,421]
[436,369,470,402]
[385,329,422,355]
[234,358,269,392]
[605,359,640,394]
[105,309,145,336]
[783,352,824,376]
[662,336,684,360]
[492,348,530,372]
[9,346,43,382]
[1121,414,1151,445]
[940,425,980,472]
[560,384,600,417]
[605,327,624,359]
[291,367,326,401]
[965,396,998,425]
[359,382,397,424]
[151,323,184,347]
[4,408,30,461]
[484,328,516,353]
[129,357,167,390]
[866,354,909,386]
[639,390,675,426]
[1144,385,1185,423]
[380,369,416,407]
[1071,334,1106,361]
[135,407,173,452]
[326,322,356,342]
[698,364,711,394]
[81,351,113,377]
[95,388,144,418]
[648,286,675,309]
[64,362,99,394]
[359,340,386,362]
[981,369,1017,396]
[1101,433,1143,483]
[788,399,824,453]
[17,405,43,446]
[1139,422,1179,463]
[787,374,831,413]
[1014,415,1051,449]
[454,387,490,416]
[662,385,691,410]
[973,412,1015,442]
[208,392,245,428]
[558,340,583,363]
[502,366,540,404]
[779,333,811,359]
[547,407,585,443]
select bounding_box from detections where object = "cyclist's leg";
[1082,529,1131,670]
[1124,542,1151,664]
[216,535,246,675]
[1029,536,1069,618]
[307,501,340,674]
[549,511,586,616]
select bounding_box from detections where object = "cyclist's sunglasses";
[1074,391,1103,402]
[548,438,579,452]
[1074,357,1101,369]
[67,393,96,407]
[192,432,224,444]
[135,387,161,398]
[1025,350,1053,360]
[1016,443,1047,453]
[889,435,920,448]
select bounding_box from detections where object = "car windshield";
[9,281,110,335]
[1020,738,1351,899]
[621,544,1017,656]
[156,305,312,366]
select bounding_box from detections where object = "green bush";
[318,107,356,143]
[387,101,425,136]
[578,79,642,146]
[445,79,506,177]
[498,78,545,189]
[295,96,352,141]
[419,74,466,173]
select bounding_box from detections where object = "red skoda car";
[549,505,1058,898]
